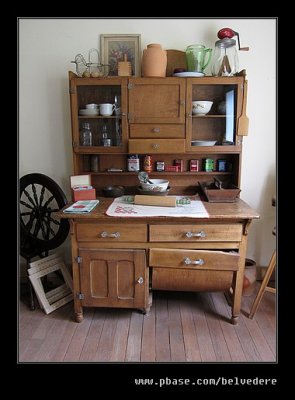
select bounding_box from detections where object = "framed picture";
[100,34,141,76]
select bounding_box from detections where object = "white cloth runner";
[106,196,209,218]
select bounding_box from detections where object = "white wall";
[19,18,276,266]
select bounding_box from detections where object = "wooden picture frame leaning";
[28,254,73,314]
[100,34,141,76]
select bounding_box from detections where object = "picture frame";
[100,34,141,76]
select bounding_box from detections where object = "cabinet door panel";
[79,249,148,309]
[128,78,185,123]
[89,259,109,298]
[117,260,135,298]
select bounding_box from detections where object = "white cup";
[99,103,115,116]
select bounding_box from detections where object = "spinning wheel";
[20,173,70,309]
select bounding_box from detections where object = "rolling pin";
[134,195,177,207]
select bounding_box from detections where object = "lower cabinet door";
[78,248,148,309]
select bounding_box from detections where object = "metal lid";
[215,38,236,49]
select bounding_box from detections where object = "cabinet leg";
[75,312,83,323]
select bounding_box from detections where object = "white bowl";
[85,103,99,109]
[141,179,169,192]
[192,100,213,115]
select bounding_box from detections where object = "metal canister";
[128,154,140,172]
[190,159,199,171]
[174,159,184,172]
[143,155,153,172]
[203,158,214,172]
[156,161,165,172]
[217,159,227,172]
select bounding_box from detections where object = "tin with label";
[143,155,153,172]
[190,159,199,171]
[203,158,214,172]
[127,154,140,172]
[217,159,227,172]
[174,159,184,172]
[156,161,165,172]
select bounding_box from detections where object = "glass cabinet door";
[186,78,243,151]
[69,77,128,153]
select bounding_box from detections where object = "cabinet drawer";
[149,248,239,271]
[129,124,185,139]
[76,224,147,242]
[129,139,185,154]
[149,224,243,242]
[152,268,234,292]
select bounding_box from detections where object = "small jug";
[142,44,167,77]
[186,44,212,73]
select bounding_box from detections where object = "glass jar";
[211,38,239,76]
[80,122,92,146]
[101,123,112,147]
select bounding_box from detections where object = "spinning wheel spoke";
[32,219,41,238]
[20,200,34,210]
[39,186,46,207]
[25,213,36,232]
[31,183,39,206]
[20,211,32,217]
[43,217,56,237]
[23,189,37,207]
[39,219,48,240]
[43,195,55,208]
[47,215,60,226]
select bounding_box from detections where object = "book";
[63,200,99,214]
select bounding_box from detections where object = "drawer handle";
[137,277,144,284]
[185,231,206,238]
[152,143,160,149]
[184,257,205,266]
[100,231,120,238]
[152,127,160,133]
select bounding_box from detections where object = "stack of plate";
[79,109,99,116]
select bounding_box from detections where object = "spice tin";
[156,161,165,172]
[217,159,227,172]
[127,154,140,171]
[174,159,184,172]
[190,159,199,171]
[203,158,214,172]
[143,155,153,172]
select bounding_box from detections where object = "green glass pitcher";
[186,44,212,73]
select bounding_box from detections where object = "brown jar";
[142,44,167,77]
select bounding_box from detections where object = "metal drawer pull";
[137,277,144,284]
[152,143,160,149]
[184,257,205,266]
[152,127,160,133]
[185,231,206,238]
[100,231,120,238]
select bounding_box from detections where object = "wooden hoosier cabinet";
[58,71,259,324]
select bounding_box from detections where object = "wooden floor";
[19,284,276,363]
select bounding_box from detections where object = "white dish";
[79,109,99,116]
[191,140,217,146]
[173,72,204,77]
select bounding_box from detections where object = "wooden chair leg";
[248,250,276,319]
